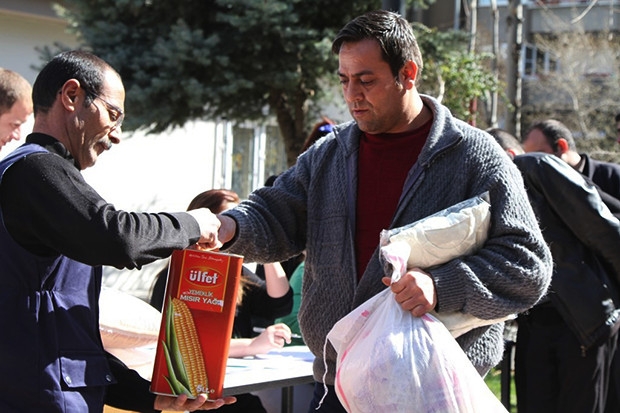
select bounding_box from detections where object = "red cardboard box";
[150,249,243,399]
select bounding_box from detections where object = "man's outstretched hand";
[154,393,237,411]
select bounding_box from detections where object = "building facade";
[415,0,620,138]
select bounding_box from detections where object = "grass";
[485,366,517,412]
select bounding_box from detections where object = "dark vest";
[0,144,114,412]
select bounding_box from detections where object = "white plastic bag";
[328,300,508,412]
[380,193,514,337]
[326,260,508,413]
[379,192,491,270]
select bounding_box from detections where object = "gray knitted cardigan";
[222,95,552,384]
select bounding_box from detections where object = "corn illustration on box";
[150,249,243,399]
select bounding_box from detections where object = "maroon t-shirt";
[355,120,432,281]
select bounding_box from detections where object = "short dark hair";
[526,119,576,152]
[332,10,423,82]
[487,128,524,155]
[615,113,620,123]
[32,50,116,115]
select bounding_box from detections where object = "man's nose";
[343,84,363,103]
[109,126,122,145]
[10,127,22,142]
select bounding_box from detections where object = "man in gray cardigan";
[217,10,552,412]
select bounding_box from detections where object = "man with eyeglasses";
[0,51,236,412]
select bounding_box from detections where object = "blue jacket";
[0,144,114,412]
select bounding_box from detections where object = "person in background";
[487,127,524,159]
[215,10,552,412]
[522,119,620,210]
[301,117,335,153]
[491,127,620,413]
[0,68,33,150]
[0,50,235,413]
[273,255,305,346]
[522,120,620,412]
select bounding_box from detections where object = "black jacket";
[581,153,620,200]
[515,153,620,350]
[580,153,620,219]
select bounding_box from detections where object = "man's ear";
[506,149,517,159]
[400,61,418,89]
[59,79,81,111]
[556,138,570,154]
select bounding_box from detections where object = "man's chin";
[80,151,100,170]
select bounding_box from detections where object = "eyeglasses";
[93,95,124,130]
[56,88,125,130]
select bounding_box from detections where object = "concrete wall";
[0,1,76,83]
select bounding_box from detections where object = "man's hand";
[216,214,237,245]
[154,393,236,411]
[382,268,437,317]
[186,208,222,249]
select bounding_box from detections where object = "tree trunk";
[489,0,499,127]
[506,0,523,138]
[467,0,478,126]
[269,88,307,167]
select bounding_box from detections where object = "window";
[478,0,509,6]
[231,126,255,199]
[523,43,558,78]
[230,124,288,198]
[263,125,288,182]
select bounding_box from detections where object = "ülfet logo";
[179,264,228,312]
[187,267,223,287]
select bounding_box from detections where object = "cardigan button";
[105,374,113,382]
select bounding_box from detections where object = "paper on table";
[225,346,313,374]
[223,345,315,397]
[254,346,314,362]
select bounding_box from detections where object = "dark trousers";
[307,383,347,413]
[604,352,620,413]
[515,307,617,413]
